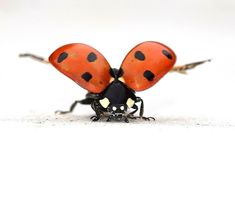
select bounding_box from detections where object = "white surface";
[1,0,235,215]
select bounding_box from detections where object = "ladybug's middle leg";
[127,104,138,119]
[135,97,155,121]
[55,100,82,115]
[55,93,98,115]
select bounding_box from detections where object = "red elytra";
[49,43,112,93]
[49,41,176,93]
[120,41,176,91]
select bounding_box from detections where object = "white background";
[0,0,235,215]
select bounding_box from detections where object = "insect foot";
[90,116,100,121]
[128,116,155,121]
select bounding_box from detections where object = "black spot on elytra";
[81,72,92,82]
[143,70,155,81]
[134,51,145,61]
[57,52,68,63]
[162,50,173,60]
[87,52,97,62]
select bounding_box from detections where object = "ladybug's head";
[107,104,128,118]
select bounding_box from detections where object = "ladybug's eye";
[120,106,125,110]
[112,106,117,111]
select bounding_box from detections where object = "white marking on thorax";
[99,97,110,108]
[126,98,135,108]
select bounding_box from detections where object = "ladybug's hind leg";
[171,59,211,74]
[19,53,49,64]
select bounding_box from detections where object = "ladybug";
[20,42,210,123]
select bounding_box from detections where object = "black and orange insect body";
[48,41,176,122]
[20,41,210,122]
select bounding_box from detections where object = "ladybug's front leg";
[90,100,104,122]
